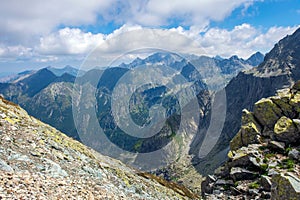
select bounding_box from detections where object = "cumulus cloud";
[0,45,33,58]
[37,28,104,55]
[0,0,298,69]
[0,0,114,45]
[1,24,299,68]
[0,0,259,46]
[198,24,299,58]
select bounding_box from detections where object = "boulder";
[215,179,234,187]
[230,130,243,151]
[292,119,300,131]
[229,150,262,170]
[253,98,282,129]
[241,109,261,131]
[271,173,300,200]
[274,116,300,144]
[292,80,300,91]
[260,175,272,192]
[230,167,258,182]
[290,92,300,113]
[288,148,300,161]
[230,123,261,151]
[267,141,285,153]
[271,95,295,118]
[201,176,215,196]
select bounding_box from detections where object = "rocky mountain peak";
[246,52,264,66]
[251,27,300,77]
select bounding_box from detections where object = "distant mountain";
[0,68,79,139]
[47,65,85,77]
[0,70,35,83]
[192,27,300,175]
[120,52,262,90]
[119,52,187,71]
[246,51,264,66]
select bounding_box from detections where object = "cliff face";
[0,97,198,199]
[192,27,300,174]
[202,81,300,200]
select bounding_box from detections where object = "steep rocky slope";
[201,81,300,199]
[0,97,198,199]
[193,27,300,174]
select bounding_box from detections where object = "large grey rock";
[215,179,234,187]
[230,122,261,151]
[288,148,300,161]
[290,92,300,113]
[201,176,214,196]
[229,151,261,170]
[254,98,282,129]
[260,175,272,192]
[267,141,285,153]
[274,116,300,144]
[230,167,258,182]
[271,94,295,118]
[271,173,300,200]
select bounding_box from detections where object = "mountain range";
[1,27,299,197]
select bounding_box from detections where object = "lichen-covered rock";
[290,92,300,113]
[230,130,243,151]
[274,116,299,144]
[271,173,300,200]
[230,109,262,151]
[230,122,261,151]
[241,109,261,130]
[271,95,295,118]
[254,98,282,129]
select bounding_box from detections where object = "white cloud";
[81,25,207,68]
[0,45,33,58]
[37,28,104,55]
[0,0,115,45]
[198,24,299,58]
[35,56,58,63]
[1,24,298,69]
[0,0,259,46]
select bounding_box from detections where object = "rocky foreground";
[202,81,300,199]
[0,96,198,199]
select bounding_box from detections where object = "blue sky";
[0,0,299,73]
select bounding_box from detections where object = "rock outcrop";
[193,27,300,175]
[202,81,300,199]
[0,96,198,199]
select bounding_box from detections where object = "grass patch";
[279,159,295,170]
[249,181,260,189]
